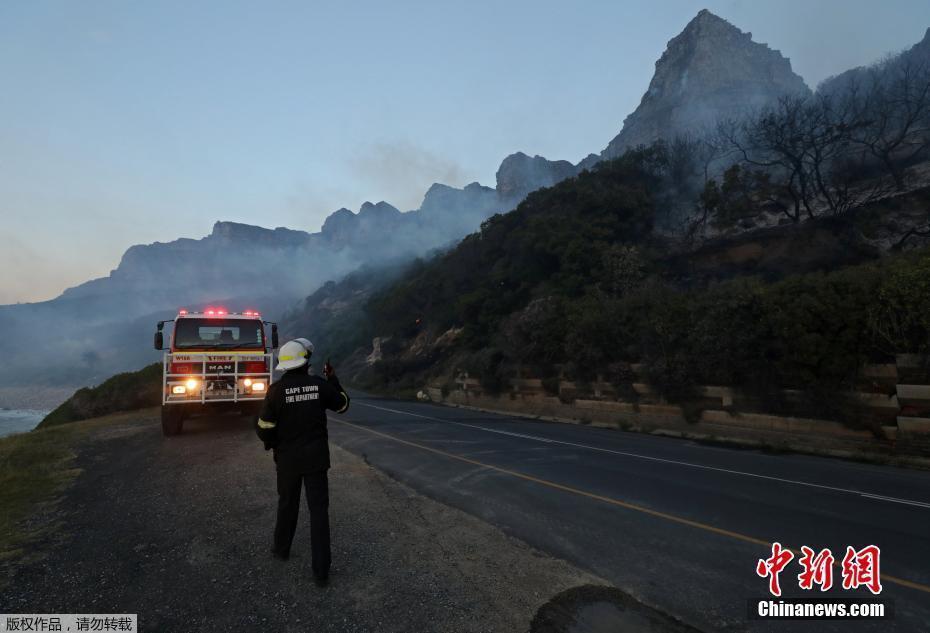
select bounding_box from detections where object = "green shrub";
[40,363,162,427]
[870,249,930,354]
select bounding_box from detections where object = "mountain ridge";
[6,8,922,403]
[818,25,930,95]
[30,8,816,310]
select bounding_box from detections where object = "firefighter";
[255,338,350,586]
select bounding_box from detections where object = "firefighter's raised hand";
[323,358,335,380]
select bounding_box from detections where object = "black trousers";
[274,468,331,576]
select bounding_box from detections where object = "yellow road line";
[335,417,930,595]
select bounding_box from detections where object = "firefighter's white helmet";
[276,339,313,371]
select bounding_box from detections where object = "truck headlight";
[185,378,199,391]
[172,385,186,395]
[251,382,266,392]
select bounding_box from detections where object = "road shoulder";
[2,411,605,632]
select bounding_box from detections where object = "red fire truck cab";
[154,308,279,436]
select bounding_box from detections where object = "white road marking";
[859,493,930,509]
[354,401,930,509]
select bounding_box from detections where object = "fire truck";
[154,308,279,436]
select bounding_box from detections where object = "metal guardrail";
[162,352,274,405]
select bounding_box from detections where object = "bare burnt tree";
[846,58,930,190]
[668,131,729,184]
[797,94,844,214]
[704,53,930,229]
[893,222,930,250]
[722,96,816,222]
[720,92,896,222]
[805,93,891,215]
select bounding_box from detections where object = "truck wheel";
[161,406,184,436]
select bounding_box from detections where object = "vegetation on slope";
[39,363,161,428]
[367,150,661,346]
[289,142,930,426]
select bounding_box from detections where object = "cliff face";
[316,153,578,253]
[50,148,580,316]
[418,182,498,220]
[495,153,579,203]
[416,182,500,239]
[61,221,322,305]
[598,9,810,160]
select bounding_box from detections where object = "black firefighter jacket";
[256,368,350,474]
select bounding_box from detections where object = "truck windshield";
[173,318,265,350]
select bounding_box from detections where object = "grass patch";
[0,409,154,565]
[0,425,81,561]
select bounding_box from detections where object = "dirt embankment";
[2,409,602,633]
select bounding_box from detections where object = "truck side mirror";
[154,322,164,350]
[271,323,279,349]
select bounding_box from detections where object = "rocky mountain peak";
[358,201,402,217]
[320,202,406,249]
[319,208,355,238]
[208,221,309,246]
[599,10,810,159]
[900,24,930,60]
[685,8,739,35]
[210,221,272,240]
[495,152,578,201]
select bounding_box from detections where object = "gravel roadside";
[1,409,604,632]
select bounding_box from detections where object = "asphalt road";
[331,392,930,633]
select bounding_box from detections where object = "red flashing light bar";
[177,308,259,317]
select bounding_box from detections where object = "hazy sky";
[3,0,929,303]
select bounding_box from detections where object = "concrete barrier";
[702,386,735,407]
[631,383,654,396]
[439,356,930,460]
[853,392,900,412]
[898,417,930,435]
[862,363,898,380]
[896,354,927,369]
[441,389,889,452]
[897,384,930,406]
